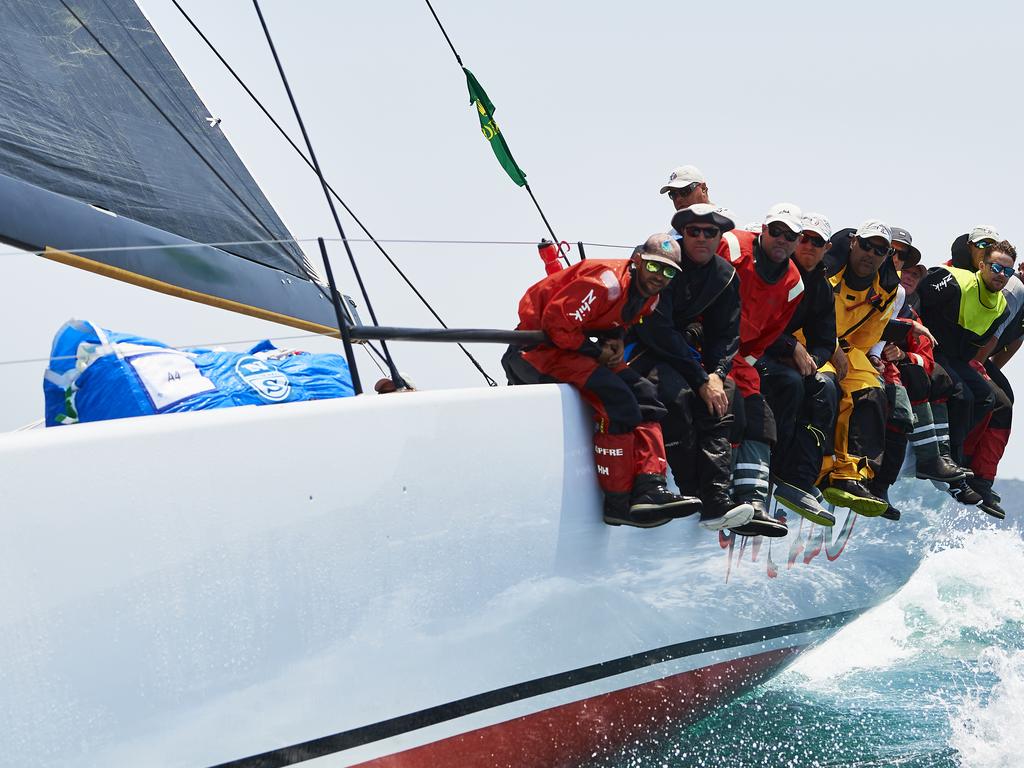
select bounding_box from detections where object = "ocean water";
[597,526,1024,768]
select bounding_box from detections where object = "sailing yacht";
[0,2,995,767]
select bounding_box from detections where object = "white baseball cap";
[659,165,706,194]
[855,219,892,244]
[801,212,832,241]
[764,202,803,234]
[969,225,1001,244]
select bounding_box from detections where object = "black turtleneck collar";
[754,237,788,284]
[843,267,874,291]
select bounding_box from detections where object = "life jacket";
[516,259,658,354]
[823,228,902,353]
[719,230,805,367]
[918,266,1008,360]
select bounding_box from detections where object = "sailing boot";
[910,401,965,483]
[727,439,785,536]
[865,477,901,522]
[629,473,702,521]
[603,492,671,528]
[731,500,789,538]
[933,402,974,480]
[966,477,1006,520]
[694,428,754,531]
[823,479,888,517]
[699,497,754,531]
[940,478,984,506]
[772,476,835,527]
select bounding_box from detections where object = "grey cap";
[890,226,922,267]
[635,234,682,268]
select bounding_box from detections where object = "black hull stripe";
[210,608,864,768]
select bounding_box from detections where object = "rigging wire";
[250,0,406,388]
[166,0,498,387]
[56,0,305,279]
[423,0,570,267]
[0,237,631,259]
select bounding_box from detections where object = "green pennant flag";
[463,67,527,187]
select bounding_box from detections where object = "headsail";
[0,0,336,332]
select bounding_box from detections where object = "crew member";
[659,165,711,213]
[818,221,902,516]
[760,212,838,526]
[629,205,758,533]
[946,226,1019,512]
[918,240,1015,518]
[503,236,703,527]
[717,203,809,535]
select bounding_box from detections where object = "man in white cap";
[659,165,710,212]
[950,225,1002,272]
[759,212,839,526]
[816,220,902,517]
[715,203,808,536]
[919,238,1016,518]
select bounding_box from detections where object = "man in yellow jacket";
[818,220,902,516]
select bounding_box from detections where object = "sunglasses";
[669,183,701,199]
[767,222,799,242]
[973,240,996,249]
[856,237,893,257]
[799,233,827,248]
[684,226,720,239]
[643,259,679,279]
[988,262,1015,277]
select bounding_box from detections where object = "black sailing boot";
[693,430,754,531]
[967,477,1006,520]
[726,439,782,535]
[628,474,702,522]
[865,478,901,522]
[943,478,983,506]
[910,401,965,482]
[731,500,789,538]
[932,402,974,480]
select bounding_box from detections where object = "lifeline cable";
[167,0,498,387]
[424,0,571,267]
[251,0,406,388]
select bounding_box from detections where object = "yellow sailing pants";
[818,348,886,483]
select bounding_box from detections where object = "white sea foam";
[791,527,1024,681]
[949,647,1024,768]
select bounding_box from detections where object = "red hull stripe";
[210,610,862,768]
[356,647,801,768]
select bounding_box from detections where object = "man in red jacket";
[503,235,702,528]
[715,203,807,535]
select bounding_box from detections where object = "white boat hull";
[0,384,966,767]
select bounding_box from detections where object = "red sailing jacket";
[516,259,659,356]
[718,230,805,396]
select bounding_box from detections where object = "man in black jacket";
[758,212,838,526]
[628,204,764,533]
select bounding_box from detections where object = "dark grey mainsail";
[0,0,337,331]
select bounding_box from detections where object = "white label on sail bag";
[128,352,216,410]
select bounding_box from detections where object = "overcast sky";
[3,0,1024,475]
